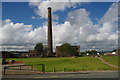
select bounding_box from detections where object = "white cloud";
[99,22,113,33]
[2,3,118,51]
[2,19,32,45]
[86,3,118,51]
[99,3,118,24]
[108,34,118,40]
[52,3,118,51]
[71,0,119,2]
[31,16,36,19]
[87,3,118,42]
[0,19,2,47]
[29,0,41,6]
[29,0,119,2]
[66,9,98,42]
[29,2,81,19]
[1,19,47,46]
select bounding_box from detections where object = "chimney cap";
[48,7,52,10]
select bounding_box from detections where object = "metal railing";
[3,64,45,75]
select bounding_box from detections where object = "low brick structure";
[55,46,80,57]
[28,50,39,58]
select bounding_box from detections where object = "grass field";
[7,57,118,72]
[102,56,119,67]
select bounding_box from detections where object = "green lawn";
[7,57,118,72]
[102,56,119,67]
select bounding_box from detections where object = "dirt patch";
[7,61,24,64]
[14,61,23,64]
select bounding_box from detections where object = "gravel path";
[98,57,120,69]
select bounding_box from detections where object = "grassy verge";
[7,57,118,72]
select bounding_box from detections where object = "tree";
[85,50,97,56]
[91,50,97,56]
[43,45,48,57]
[34,43,43,56]
[58,43,77,57]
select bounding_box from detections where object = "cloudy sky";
[1,1,119,52]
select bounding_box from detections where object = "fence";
[3,64,45,75]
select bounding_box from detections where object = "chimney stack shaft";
[47,7,53,56]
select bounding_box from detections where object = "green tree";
[43,45,48,57]
[85,50,97,56]
[34,43,43,55]
[58,43,77,57]
[91,50,97,56]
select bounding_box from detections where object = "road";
[2,71,119,78]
